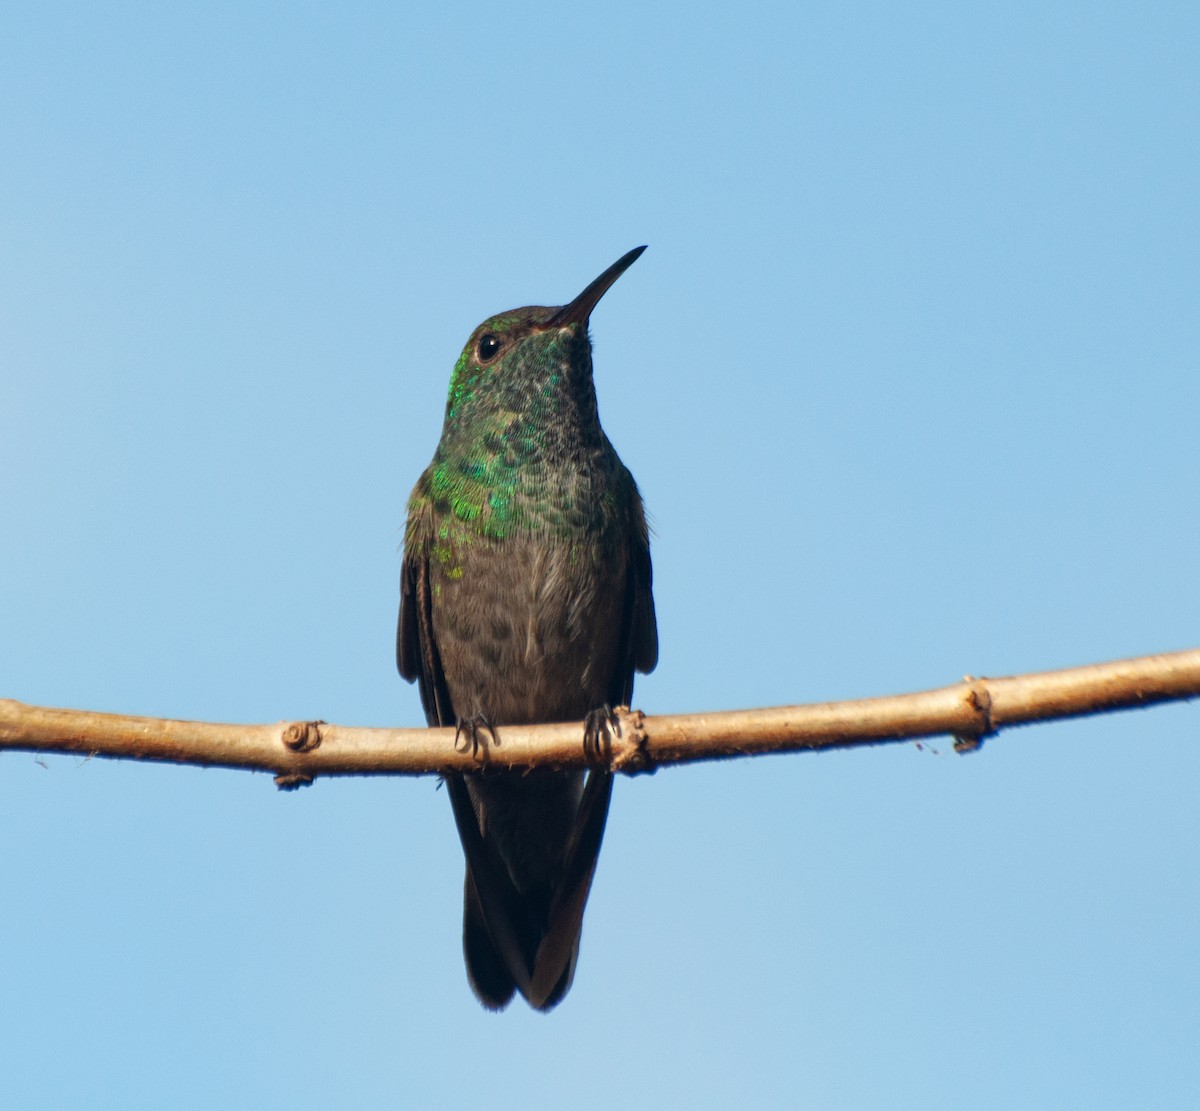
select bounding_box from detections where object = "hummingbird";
[397,247,657,1011]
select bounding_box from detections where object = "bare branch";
[1,648,1197,784]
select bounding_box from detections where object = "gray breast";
[431,530,627,726]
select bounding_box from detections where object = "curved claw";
[453,715,500,761]
[582,705,621,766]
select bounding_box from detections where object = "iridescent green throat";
[414,326,609,545]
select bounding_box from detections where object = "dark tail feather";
[532,938,577,1011]
[525,771,612,1009]
[462,870,577,1012]
[462,872,517,1011]
[449,771,614,1011]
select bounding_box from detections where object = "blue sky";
[2,3,1198,1108]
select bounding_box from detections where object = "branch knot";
[954,677,995,754]
[282,719,324,753]
[611,707,655,775]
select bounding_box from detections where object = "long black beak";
[544,245,646,328]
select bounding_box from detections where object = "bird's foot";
[582,705,621,766]
[454,715,500,760]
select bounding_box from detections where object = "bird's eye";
[477,333,501,362]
